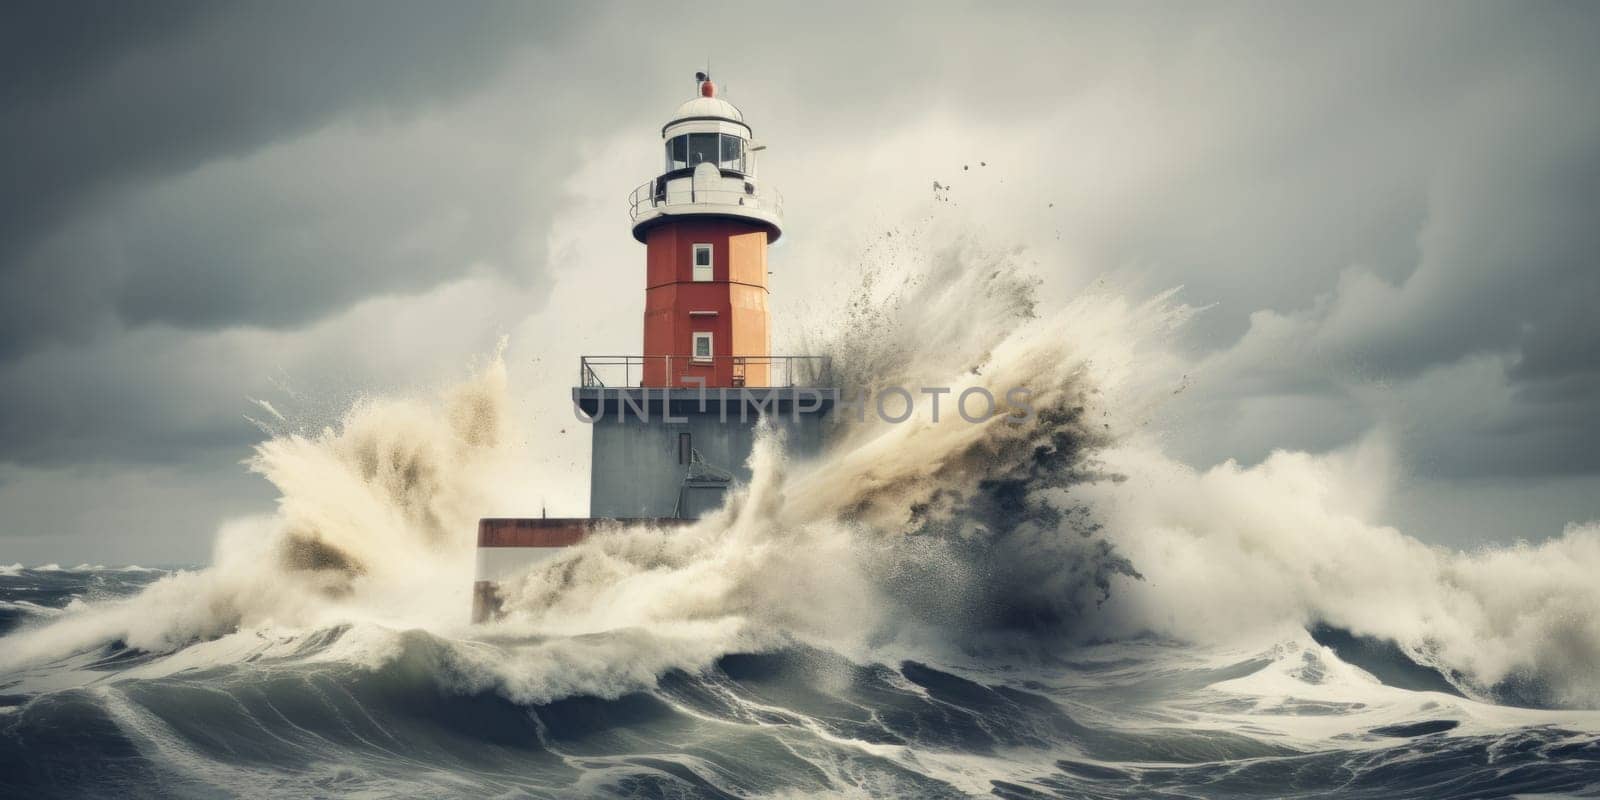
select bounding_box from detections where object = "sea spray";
[493,234,1182,660]
[0,349,520,671]
[1079,436,1600,708]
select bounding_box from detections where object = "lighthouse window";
[692,244,713,281]
[666,136,688,170]
[692,332,713,362]
[665,134,747,174]
[686,133,720,167]
[718,135,744,172]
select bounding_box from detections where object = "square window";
[692,332,713,361]
[693,244,713,281]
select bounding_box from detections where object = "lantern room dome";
[669,95,744,126]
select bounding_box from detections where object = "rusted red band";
[477,517,693,547]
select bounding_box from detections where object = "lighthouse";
[472,74,833,621]
[633,73,781,390]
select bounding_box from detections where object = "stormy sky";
[2,1,1597,564]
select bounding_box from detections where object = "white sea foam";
[1080,438,1600,707]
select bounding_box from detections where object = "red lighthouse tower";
[629,74,783,388]
[472,74,828,623]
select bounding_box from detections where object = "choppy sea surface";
[2,564,1597,799]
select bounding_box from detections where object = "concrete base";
[575,387,831,519]
[472,386,832,622]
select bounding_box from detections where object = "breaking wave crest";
[0,346,521,671]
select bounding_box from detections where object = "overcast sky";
[2,1,1598,564]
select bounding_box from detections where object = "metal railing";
[628,179,783,223]
[580,355,830,389]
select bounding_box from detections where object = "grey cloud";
[1059,2,1600,484]
[0,1,571,356]
[1170,22,1600,480]
[0,274,536,469]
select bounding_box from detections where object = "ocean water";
[3,236,1599,797]
[2,565,1597,798]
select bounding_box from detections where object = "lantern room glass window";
[718,136,744,172]
[665,133,746,174]
[686,133,719,167]
[666,136,688,170]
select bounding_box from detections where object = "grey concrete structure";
[575,387,832,519]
